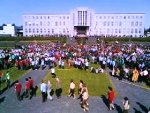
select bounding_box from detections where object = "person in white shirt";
[84,59,89,71]
[40,80,47,102]
[51,67,56,77]
[81,84,89,112]
[61,61,65,69]
[122,97,130,113]
[47,80,53,100]
[68,79,76,99]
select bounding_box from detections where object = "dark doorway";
[74,26,89,35]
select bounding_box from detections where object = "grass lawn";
[41,67,115,96]
[0,67,29,90]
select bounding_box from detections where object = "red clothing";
[108,90,115,103]
[15,83,22,93]
[25,81,30,90]
[29,79,34,87]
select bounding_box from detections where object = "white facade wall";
[23,7,145,37]
[0,24,15,36]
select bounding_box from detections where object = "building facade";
[23,7,145,37]
[0,24,15,36]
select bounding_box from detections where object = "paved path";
[0,67,150,113]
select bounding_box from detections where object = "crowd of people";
[0,41,150,112]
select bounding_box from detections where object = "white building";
[23,7,145,37]
[0,24,15,36]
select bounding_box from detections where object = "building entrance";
[74,26,89,37]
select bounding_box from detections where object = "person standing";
[28,77,34,99]
[55,77,62,98]
[108,87,115,111]
[132,67,139,82]
[82,88,89,112]
[68,79,76,99]
[15,80,22,101]
[122,97,130,113]
[47,80,53,100]
[25,78,30,98]
[40,80,47,102]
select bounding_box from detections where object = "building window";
[32,23,35,26]
[111,16,114,19]
[37,29,39,33]
[111,22,114,26]
[99,16,102,19]
[119,29,121,33]
[115,29,118,33]
[40,29,42,33]
[25,29,27,33]
[135,29,138,33]
[29,29,31,33]
[48,29,50,33]
[119,22,122,26]
[40,16,42,19]
[36,16,38,19]
[131,22,134,26]
[139,29,142,33]
[48,22,50,26]
[131,29,134,33]
[124,16,126,19]
[40,21,42,26]
[107,29,110,33]
[136,16,138,19]
[107,22,110,26]
[63,21,65,26]
[135,21,138,26]
[55,22,58,26]
[132,16,134,19]
[78,11,82,25]
[63,28,65,33]
[139,22,142,26]
[25,22,28,26]
[33,16,35,19]
[67,16,69,19]
[103,21,106,26]
[48,16,50,19]
[128,16,130,19]
[63,16,65,19]
[33,29,35,33]
[140,16,143,19]
[52,29,54,34]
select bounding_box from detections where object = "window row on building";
[24,15,70,20]
[24,21,69,26]
[95,15,143,20]
[95,21,143,27]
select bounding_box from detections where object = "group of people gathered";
[0,41,149,112]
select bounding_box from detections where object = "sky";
[0,0,150,28]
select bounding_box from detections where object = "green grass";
[39,67,115,96]
[0,67,29,90]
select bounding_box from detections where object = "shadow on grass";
[0,80,17,95]
[0,96,5,104]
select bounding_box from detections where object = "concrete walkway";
[0,67,150,113]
